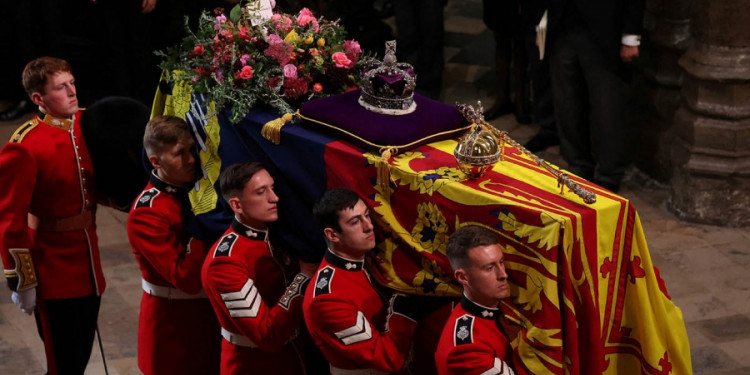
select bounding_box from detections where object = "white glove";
[11,288,36,315]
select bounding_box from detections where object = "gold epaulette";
[9,118,39,143]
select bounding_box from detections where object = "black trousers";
[525,26,556,137]
[548,27,628,185]
[34,294,102,375]
[393,0,445,99]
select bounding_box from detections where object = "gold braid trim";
[259,111,472,202]
[6,248,37,291]
[293,112,473,150]
[9,119,39,143]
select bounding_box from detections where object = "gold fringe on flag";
[377,146,398,202]
[261,112,297,144]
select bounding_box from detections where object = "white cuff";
[621,34,641,47]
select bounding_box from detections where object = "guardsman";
[202,161,317,375]
[0,56,106,375]
[435,225,516,375]
[304,188,420,374]
[127,115,221,375]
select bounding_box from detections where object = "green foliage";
[157,2,365,123]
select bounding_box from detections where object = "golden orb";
[454,124,501,178]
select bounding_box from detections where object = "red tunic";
[0,111,105,298]
[127,172,221,375]
[202,219,310,375]
[435,295,516,375]
[303,250,417,374]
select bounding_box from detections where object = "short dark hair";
[446,225,499,271]
[219,162,266,202]
[22,56,72,96]
[313,188,362,232]
[143,115,192,156]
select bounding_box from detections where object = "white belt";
[221,327,258,348]
[329,366,388,375]
[141,278,207,299]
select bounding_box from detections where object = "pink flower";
[220,29,233,40]
[283,64,298,79]
[236,65,254,80]
[214,14,227,30]
[313,83,323,93]
[332,52,353,68]
[264,34,294,66]
[296,8,319,32]
[193,44,205,56]
[268,33,283,44]
[270,14,293,33]
[343,40,361,55]
[240,54,251,66]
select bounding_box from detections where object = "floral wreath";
[157,0,365,123]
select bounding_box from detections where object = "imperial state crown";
[358,40,417,115]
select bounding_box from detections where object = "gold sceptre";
[456,102,596,204]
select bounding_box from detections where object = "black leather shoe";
[524,132,560,152]
[0,100,36,121]
[483,103,514,121]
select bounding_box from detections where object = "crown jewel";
[358,41,417,115]
[454,102,501,178]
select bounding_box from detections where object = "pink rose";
[283,64,298,79]
[237,65,253,80]
[296,8,319,32]
[271,14,293,33]
[313,83,323,93]
[343,40,361,55]
[193,44,205,56]
[332,52,353,68]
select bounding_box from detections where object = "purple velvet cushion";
[298,89,468,151]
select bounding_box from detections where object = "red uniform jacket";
[0,111,105,299]
[303,250,417,374]
[202,219,310,375]
[435,295,516,375]
[127,172,221,375]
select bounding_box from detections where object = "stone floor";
[1,1,750,374]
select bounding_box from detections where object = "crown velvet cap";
[298,88,468,151]
[358,40,417,115]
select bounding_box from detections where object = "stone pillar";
[633,0,694,183]
[670,0,750,226]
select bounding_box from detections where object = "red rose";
[313,83,323,93]
[237,65,254,80]
[193,45,205,56]
[238,27,251,40]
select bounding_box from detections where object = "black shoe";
[483,103,514,121]
[0,100,36,121]
[523,132,560,152]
